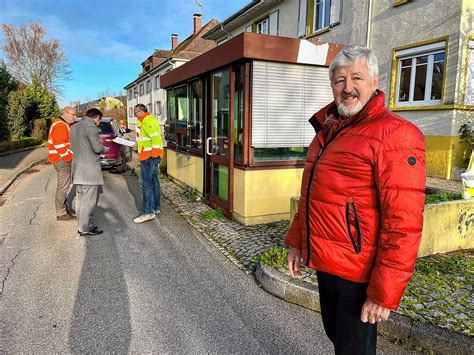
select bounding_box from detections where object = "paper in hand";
[112,136,136,147]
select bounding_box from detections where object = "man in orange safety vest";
[48,106,76,221]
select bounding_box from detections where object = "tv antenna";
[194,0,203,14]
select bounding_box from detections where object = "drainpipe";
[366,0,373,48]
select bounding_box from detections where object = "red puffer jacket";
[285,91,425,310]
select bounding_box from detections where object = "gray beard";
[337,100,363,117]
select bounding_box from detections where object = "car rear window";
[99,122,114,133]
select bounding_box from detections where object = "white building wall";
[125,59,188,136]
[225,0,301,39]
[370,0,463,137]
[310,0,369,47]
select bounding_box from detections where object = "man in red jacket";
[285,45,425,354]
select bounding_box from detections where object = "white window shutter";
[251,61,333,148]
[330,0,342,25]
[298,0,307,37]
[269,10,279,36]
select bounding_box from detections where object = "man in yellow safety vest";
[132,103,164,223]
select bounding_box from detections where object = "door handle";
[206,137,213,156]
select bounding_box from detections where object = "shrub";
[459,121,473,163]
[0,137,41,153]
[32,118,47,141]
[7,88,31,139]
[0,63,18,141]
[5,77,59,140]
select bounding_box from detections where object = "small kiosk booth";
[161,32,342,225]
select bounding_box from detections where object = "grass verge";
[254,246,289,269]
[399,249,473,336]
[425,192,463,204]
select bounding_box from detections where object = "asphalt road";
[0,164,411,353]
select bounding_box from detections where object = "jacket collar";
[58,116,70,125]
[137,112,151,123]
[309,89,386,134]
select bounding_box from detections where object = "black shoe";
[78,228,103,236]
[67,208,76,218]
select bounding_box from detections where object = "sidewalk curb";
[0,158,47,196]
[255,264,473,354]
[0,143,45,157]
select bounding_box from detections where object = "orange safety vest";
[48,117,74,164]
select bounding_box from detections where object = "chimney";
[193,13,202,34]
[171,34,178,50]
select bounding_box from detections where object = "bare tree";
[1,22,72,94]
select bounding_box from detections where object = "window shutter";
[251,61,333,148]
[330,0,342,25]
[269,11,279,36]
[298,0,308,37]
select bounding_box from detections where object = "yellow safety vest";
[136,113,163,161]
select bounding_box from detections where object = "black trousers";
[317,271,377,355]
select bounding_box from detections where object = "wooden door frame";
[205,66,235,214]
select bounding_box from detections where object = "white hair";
[329,45,379,80]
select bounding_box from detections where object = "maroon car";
[98,117,133,173]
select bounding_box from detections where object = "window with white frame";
[129,107,133,117]
[128,90,132,99]
[395,41,446,106]
[313,0,331,32]
[305,0,341,36]
[256,18,269,34]
[146,79,151,93]
[147,103,152,112]
[139,84,144,95]
[133,87,138,98]
[154,101,162,115]
[155,75,160,90]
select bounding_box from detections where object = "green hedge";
[0,137,42,154]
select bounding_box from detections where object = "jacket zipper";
[305,148,323,266]
[345,202,362,254]
[304,123,354,266]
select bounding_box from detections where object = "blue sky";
[0,0,250,107]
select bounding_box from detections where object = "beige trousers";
[53,159,72,216]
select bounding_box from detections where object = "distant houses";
[124,14,219,139]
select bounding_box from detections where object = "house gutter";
[366,0,373,47]
[203,0,261,39]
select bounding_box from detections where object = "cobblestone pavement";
[160,178,473,337]
[161,178,289,274]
